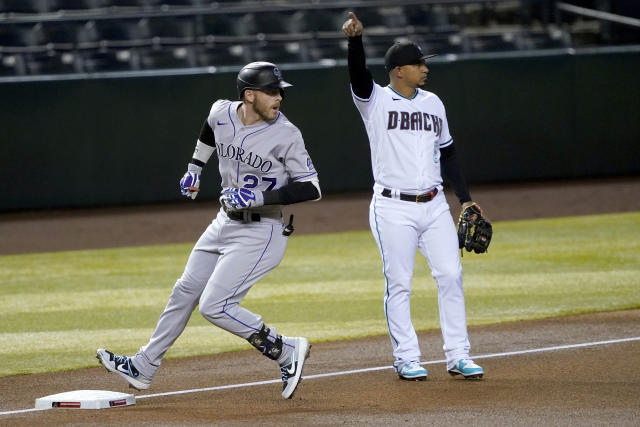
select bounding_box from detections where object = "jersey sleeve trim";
[439,137,453,148]
[292,171,318,181]
[351,86,372,102]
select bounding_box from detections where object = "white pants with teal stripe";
[369,189,471,371]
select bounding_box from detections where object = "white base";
[35,390,135,410]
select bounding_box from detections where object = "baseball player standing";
[342,12,484,381]
[97,61,321,399]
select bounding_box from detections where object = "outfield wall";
[1,46,638,210]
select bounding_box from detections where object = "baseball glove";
[457,203,492,254]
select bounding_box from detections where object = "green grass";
[1,212,639,377]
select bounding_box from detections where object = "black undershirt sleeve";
[347,36,374,99]
[199,119,215,145]
[262,181,320,205]
[440,144,472,204]
[191,119,216,167]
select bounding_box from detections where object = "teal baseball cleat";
[448,359,484,379]
[397,361,428,381]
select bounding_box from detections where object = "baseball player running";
[342,12,484,381]
[97,61,321,399]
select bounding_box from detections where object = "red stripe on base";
[109,399,128,407]
[55,401,81,408]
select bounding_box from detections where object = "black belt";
[381,188,438,203]
[225,207,261,222]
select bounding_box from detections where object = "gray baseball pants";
[130,210,294,379]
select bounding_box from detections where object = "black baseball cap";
[384,41,437,72]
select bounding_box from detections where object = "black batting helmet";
[236,62,292,99]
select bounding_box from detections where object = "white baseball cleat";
[279,337,310,399]
[96,348,152,390]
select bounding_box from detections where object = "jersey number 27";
[243,174,277,190]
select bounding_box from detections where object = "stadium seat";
[81,19,147,44]
[157,0,209,6]
[377,6,409,28]
[403,4,452,29]
[250,39,311,64]
[403,4,433,27]
[25,49,81,75]
[0,24,42,47]
[39,21,85,47]
[198,13,240,37]
[469,33,519,52]
[232,13,257,37]
[80,48,138,72]
[483,1,525,26]
[0,0,49,14]
[196,44,247,68]
[102,0,158,7]
[524,30,571,49]
[139,45,196,69]
[414,32,464,55]
[309,37,347,61]
[0,0,623,77]
[51,0,101,12]
[252,11,297,35]
[291,9,345,33]
[363,33,441,58]
[144,16,196,44]
[351,7,386,28]
[0,52,27,75]
[362,34,398,58]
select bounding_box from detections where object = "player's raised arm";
[342,11,362,37]
[342,12,373,99]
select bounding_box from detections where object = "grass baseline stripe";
[0,336,638,416]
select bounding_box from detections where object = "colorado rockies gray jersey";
[208,99,318,216]
[124,97,319,386]
[352,83,452,194]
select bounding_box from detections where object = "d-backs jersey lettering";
[352,83,452,193]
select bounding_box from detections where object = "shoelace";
[406,361,423,371]
[113,354,136,376]
[280,366,289,382]
[113,354,129,365]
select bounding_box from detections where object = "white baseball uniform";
[352,82,471,371]
[130,99,319,379]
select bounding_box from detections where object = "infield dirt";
[1,177,639,425]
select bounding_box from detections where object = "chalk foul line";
[1,336,638,416]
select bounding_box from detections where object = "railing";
[556,2,640,29]
[0,0,533,23]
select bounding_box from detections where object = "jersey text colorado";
[216,141,273,173]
